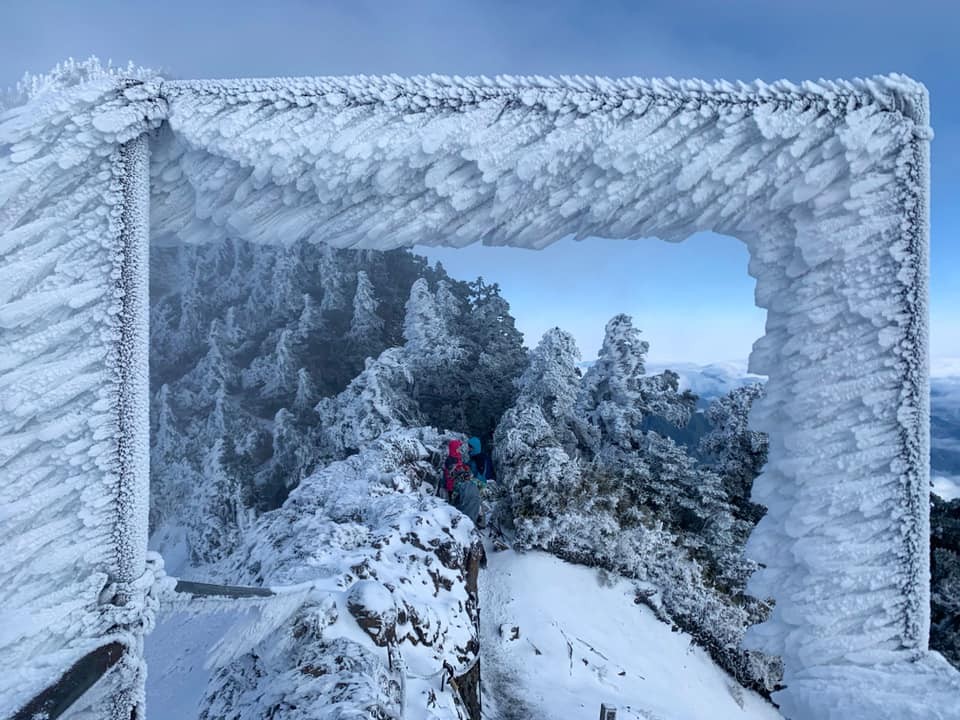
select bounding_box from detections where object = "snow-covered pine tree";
[348,271,385,345]
[242,328,302,411]
[269,242,307,316]
[640,368,697,430]
[578,314,649,452]
[434,278,463,331]
[699,383,768,507]
[401,277,470,431]
[494,404,585,552]
[315,347,421,459]
[316,243,352,318]
[257,408,319,510]
[578,314,696,454]
[460,278,529,438]
[293,367,320,416]
[514,328,582,450]
[403,278,459,367]
[296,292,324,340]
[149,383,195,532]
[190,437,254,564]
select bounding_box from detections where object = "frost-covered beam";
[151,73,931,251]
[173,579,276,599]
[12,642,126,720]
[1,63,957,720]
[148,71,956,718]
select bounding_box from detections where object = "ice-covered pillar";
[0,65,166,719]
[104,132,152,718]
[741,85,956,718]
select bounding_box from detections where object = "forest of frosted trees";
[149,240,526,560]
[148,239,960,712]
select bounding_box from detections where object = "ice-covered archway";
[2,62,957,719]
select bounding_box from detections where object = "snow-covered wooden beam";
[11,643,126,720]
[173,579,276,599]
[1,60,958,719]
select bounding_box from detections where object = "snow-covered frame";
[2,65,957,719]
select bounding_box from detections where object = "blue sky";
[2,0,957,364]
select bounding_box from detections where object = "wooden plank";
[174,579,275,599]
[13,642,126,720]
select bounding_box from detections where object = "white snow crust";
[1,61,950,718]
[480,543,783,720]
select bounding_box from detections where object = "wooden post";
[599,703,617,720]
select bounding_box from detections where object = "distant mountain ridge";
[624,361,960,499]
[577,360,764,408]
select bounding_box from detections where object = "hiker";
[467,436,495,486]
[442,439,481,524]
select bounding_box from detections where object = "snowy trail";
[480,537,544,720]
[478,537,782,720]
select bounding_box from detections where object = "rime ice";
[2,58,957,719]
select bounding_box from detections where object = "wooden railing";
[12,642,127,720]
[12,581,276,720]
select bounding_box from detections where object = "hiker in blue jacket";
[467,437,495,486]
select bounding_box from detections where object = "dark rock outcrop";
[347,580,398,647]
[931,494,960,669]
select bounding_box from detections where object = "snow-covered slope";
[480,543,782,720]
[145,428,484,720]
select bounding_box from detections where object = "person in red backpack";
[441,439,481,523]
[443,439,470,494]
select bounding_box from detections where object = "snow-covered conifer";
[293,367,320,416]
[461,279,529,436]
[435,278,463,329]
[578,314,650,451]
[516,328,582,447]
[699,383,768,504]
[349,271,384,341]
[150,384,195,531]
[243,328,301,405]
[403,278,459,367]
[189,438,252,564]
[316,348,420,459]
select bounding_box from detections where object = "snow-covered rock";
[164,428,485,720]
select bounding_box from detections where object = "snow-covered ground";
[479,541,782,720]
[144,525,240,720]
[145,605,251,719]
[145,523,783,720]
